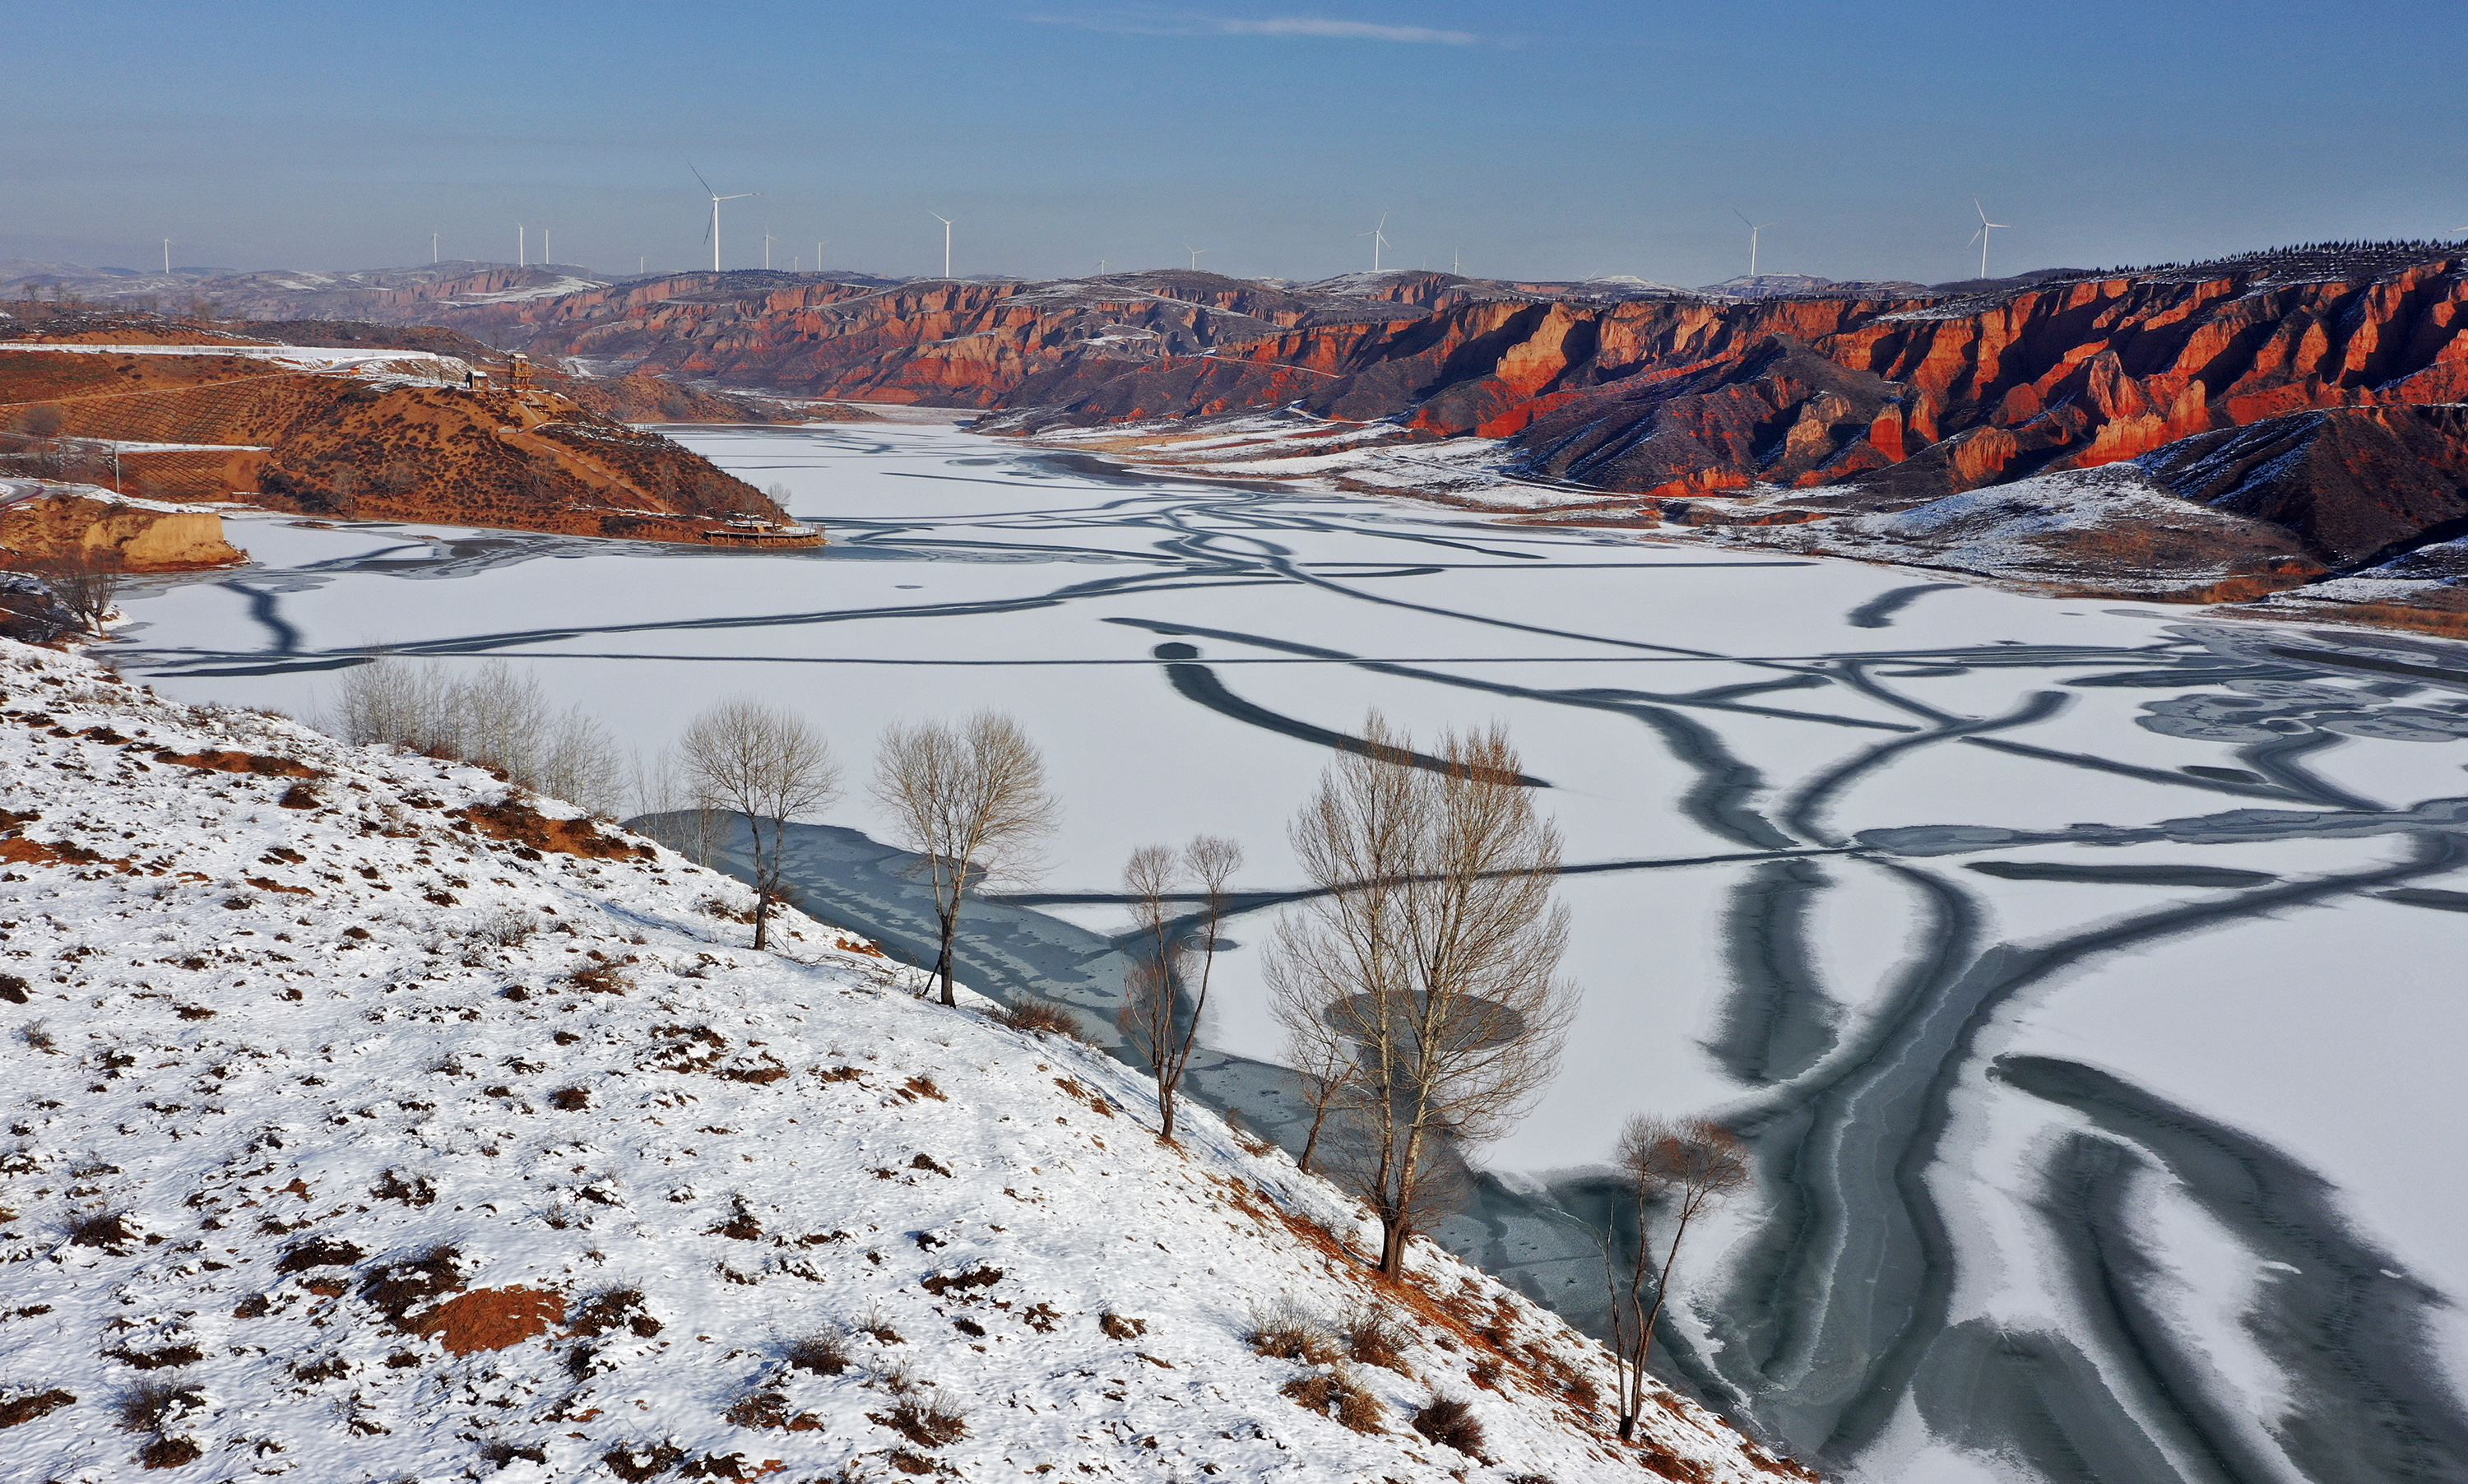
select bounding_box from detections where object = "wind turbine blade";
[1733,208,1755,229]
[1969,227,1984,246]
[691,164,714,196]
[1974,197,1991,226]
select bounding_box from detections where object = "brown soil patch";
[0,834,128,871]
[406,1286,566,1355]
[153,748,318,777]
[0,1389,74,1427]
[455,797,652,860]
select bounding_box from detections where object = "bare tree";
[1264,713,1575,1275]
[871,712,1057,1008]
[631,747,730,865]
[1268,957,1360,1175]
[1602,1116,1751,1442]
[32,557,123,638]
[325,657,629,818]
[677,698,843,949]
[1119,835,1243,1143]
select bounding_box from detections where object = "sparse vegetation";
[326,657,628,816]
[1343,1304,1410,1370]
[1247,1301,1340,1366]
[997,997,1083,1039]
[1412,1395,1488,1457]
[1279,1366,1385,1434]
[874,1392,968,1448]
[787,1330,852,1376]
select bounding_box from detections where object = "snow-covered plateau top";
[0,343,473,386]
[0,640,1789,1483]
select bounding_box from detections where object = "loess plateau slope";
[0,640,1801,1483]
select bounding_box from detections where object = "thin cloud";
[1029,12,1481,45]
[1213,18,1478,44]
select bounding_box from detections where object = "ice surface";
[103,418,2468,1482]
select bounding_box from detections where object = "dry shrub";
[567,962,631,995]
[998,998,1083,1039]
[787,1331,851,1375]
[1279,1366,1385,1434]
[481,907,535,948]
[1411,1395,1487,1458]
[1343,1304,1409,1370]
[116,1379,205,1433]
[1248,1301,1340,1366]
[568,1287,660,1339]
[872,1394,967,1448]
[605,1443,686,1482]
[1098,1311,1147,1341]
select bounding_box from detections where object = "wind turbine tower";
[161,239,171,276]
[692,166,757,272]
[763,233,777,270]
[1969,198,2014,280]
[543,228,551,265]
[1359,211,1390,271]
[1733,209,1779,278]
[930,214,953,277]
[517,224,526,267]
[431,233,439,265]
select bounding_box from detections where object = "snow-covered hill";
[0,640,1801,1482]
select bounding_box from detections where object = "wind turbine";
[1733,209,1779,278]
[1969,197,2013,280]
[162,239,172,276]
[517,224,526,267]
[930,214,953,277]
[543,227,551,265]
[692,166,756,272]
[1358,211,1390,271]
[1185,243,1210,270]
[431,233,439,265]
[815,239,829,273]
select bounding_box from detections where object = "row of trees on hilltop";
[327,662,1747,1436]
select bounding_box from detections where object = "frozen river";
[117,418,2468,1482]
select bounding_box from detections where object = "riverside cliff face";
[439,251,2468,511]
[0,331,810,544]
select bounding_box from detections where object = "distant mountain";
[1698,273,1932,298]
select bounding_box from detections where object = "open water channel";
[114,416,2468,1482]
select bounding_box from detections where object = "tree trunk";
[1378,1212,1409,1275]
[753,883,770,950]
[935,907,959,1008]
[1297,1095,1330,1174]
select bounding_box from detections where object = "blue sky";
[6,0,2463,285]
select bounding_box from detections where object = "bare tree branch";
[1119,836,1244,1142]
[677,698,842,950]
[871,711,1057,1007]
[1264,712,1575,1274]
[1601,1116,1751,1442]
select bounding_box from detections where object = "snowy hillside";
[0,640,1799,1482]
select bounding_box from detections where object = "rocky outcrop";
[2135,405,2468,565]
[0,485,244,571]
